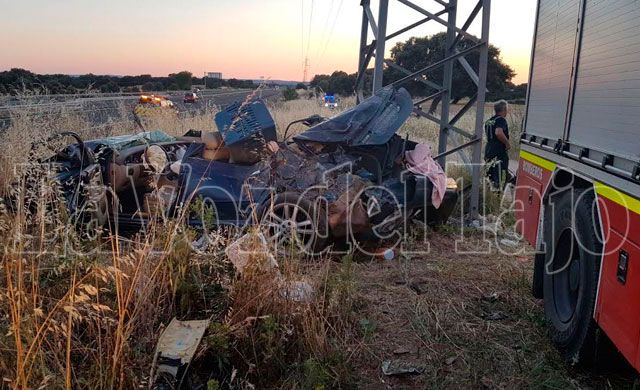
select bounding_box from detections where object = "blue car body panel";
[177,143,269,225]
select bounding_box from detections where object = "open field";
[0,95,635,388]
[0,89,279,133]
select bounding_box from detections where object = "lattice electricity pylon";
[355,0,491,218]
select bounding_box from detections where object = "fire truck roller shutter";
[567,0,640,163]
[525,0,581,141]
[543,186,603,365]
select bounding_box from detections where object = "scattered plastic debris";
[445,356,457,366]
[499,238,519,248]
[225,232,278,274]
[280,280,314,303]
[375,247,395,260]
[482,292,500,303]
[502,231,522,241]
[409,281,427,295]
[150,318,209,388]
[381,360,425,376]
[482,311,508,321]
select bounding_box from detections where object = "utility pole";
[355,0,492,219]
[302,57,310,83]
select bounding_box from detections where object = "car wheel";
[543,187,602,365]
[258,192,328,255]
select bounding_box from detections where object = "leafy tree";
[99,81,120,93]
[309,71,356,96]
[384,32,515,102]
[120,74,153,87]
[44,80,73,94]
[282,88,298,101]
[295,82,307,90]
[500,83,527,101]
[169,71,193,90]
[310,74,330,92]
[0,68,37,85]
[142,81,163,92]
[0,69,254,95]
[205,78,224,89]
[227,78,242,88]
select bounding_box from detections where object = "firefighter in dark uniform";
[484,100,511,189]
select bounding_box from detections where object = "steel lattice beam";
[355,0,492,218]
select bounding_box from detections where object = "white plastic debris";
[381,360,424,376]
[225,232,278,274]
[170,161,182,174]
[279,280,314,303]
[499,238,519,248]
[226,233,315,304]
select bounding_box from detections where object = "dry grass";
[0,95,358,389]
[268,95,356,139]
[345,232,634,389]
[1,100,219,164]
[0,94,630,389]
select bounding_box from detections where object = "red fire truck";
[516,0,640,369]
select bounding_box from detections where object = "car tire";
[257,192,328,255]
[543,187,602,366]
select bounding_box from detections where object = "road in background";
[0,89,280,130]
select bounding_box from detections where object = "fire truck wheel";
[543,187,602,365]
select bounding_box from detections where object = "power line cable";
[301,0,305,78]
[305,0,314,59]
[316,0,334,58]
[319,0,344,59]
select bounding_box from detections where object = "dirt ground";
[341,231,637,389]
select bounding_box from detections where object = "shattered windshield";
[85,130,176,151]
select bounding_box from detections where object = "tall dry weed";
[0,92,523,388]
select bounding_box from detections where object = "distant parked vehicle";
[184,92,199,104]
[139,94,174,108]
[139,94,154,104]
[323,93,337,109]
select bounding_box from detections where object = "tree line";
[310,32,527,103]
[0,69,256,95]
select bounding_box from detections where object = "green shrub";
[283,88,298,101]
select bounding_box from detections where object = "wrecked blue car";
[36,86,459,252]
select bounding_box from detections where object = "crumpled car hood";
[293,86,413,147]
